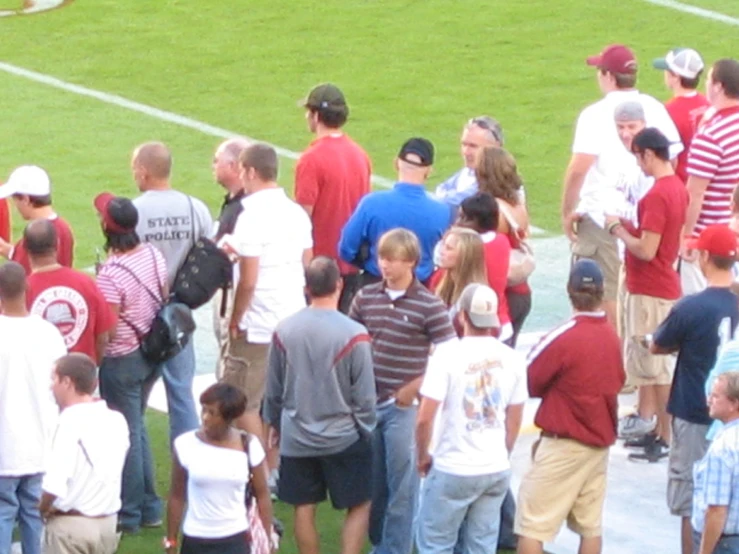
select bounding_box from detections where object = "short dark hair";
[672,70,702,90]
[602,69,637,89]
[460,192,499,232]
[311,106,348,129]
[103,228,140,253]
[240,143,278,181]
[55,353,97,395]
[305,256,341,298]
[24,219,57,257]
[13,193,52,208]
[0,262,26,301]
[712,59,739,99]
[568,286,604,311]
[710,254,736,271]
[199,383,247,423]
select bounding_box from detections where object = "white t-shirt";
[0,315,67,476]
[573,89,682,227]
[232,188,313,342]
[420,336,528,476]
[42,401,130,516]
[175,430,266,539]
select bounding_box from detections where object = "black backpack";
[172,195,232,309]
[112,252,196,364]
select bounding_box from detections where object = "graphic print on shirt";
[30,286,88,349]
[462,358,503,431]
[140,214,194,243]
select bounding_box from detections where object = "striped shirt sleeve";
[688,132,723,180]
[423,297,456,344]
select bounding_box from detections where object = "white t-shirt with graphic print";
[420,336,528,476]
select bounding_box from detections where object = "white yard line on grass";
[640,0,739,25]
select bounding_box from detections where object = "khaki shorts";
[572,215,621,302]
[219,333,269,411]
[679,258,707,296]
[624,293,677,386]
[212,287,234,378]
[668,417,709,517]
[515,436,609,542]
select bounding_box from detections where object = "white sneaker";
[618,414,657,439]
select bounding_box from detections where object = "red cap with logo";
[687,225,738,258]
[586,44,637,74]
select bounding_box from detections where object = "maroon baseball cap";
[586,44,637,74]
[93,192,138,234]
[686,225,738,257]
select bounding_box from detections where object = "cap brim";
[685,238,701,251]
[93,192,115,216]
[468,312,500,329]
[0,181,18,199]
[652,58,670,70]
[586,55,603,67]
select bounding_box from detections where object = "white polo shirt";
[420,337,528,476]
[42,401,129,516]
[0,315,66,477]
[232,187,313,343]
[573,89,682,227]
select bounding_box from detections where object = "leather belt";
[541,431,565,440]
[54,509,115,519]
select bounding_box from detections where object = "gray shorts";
[667,417,709,517]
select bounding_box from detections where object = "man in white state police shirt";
[39,353,130,554]
[561,43,681,327]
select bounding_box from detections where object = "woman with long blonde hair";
[429,227,488,318]
[475,146,532,347]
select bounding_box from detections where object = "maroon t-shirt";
[625,175,688,300]
[528,313,625,447]
[12,215,74,275]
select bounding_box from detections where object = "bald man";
[131,141,214,443]
[211,138,250,375]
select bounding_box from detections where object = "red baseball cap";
[93,192,138,234]
[586,44,637,74]
[687,225,738,257]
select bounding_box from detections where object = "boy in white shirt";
[415,283,528,554]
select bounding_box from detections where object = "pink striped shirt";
[97,244,168,357]
[687,105,739,235]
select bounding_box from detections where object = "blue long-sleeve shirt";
[338,183,453,281]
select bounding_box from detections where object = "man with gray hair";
[435,116,504,207]
[211,138,250,372]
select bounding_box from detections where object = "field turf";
[2,0,738,552]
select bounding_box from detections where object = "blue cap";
[568,259,604,291]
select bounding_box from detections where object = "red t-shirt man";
[665,93,710,184]
[12,215,74,274]
[295,134,371,274]
[27,267,114,362]
[624,175,689,299]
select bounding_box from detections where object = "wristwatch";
[162,537,177,550]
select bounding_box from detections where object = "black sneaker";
[628,440,669,463]
[624,432,657,449]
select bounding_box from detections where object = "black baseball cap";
[632,127,671,153]
[568,259,604,291]
[398,137,434,167]
[301,83,346,110]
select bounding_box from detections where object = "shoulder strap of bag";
[497,200,520,233]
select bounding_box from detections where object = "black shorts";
[278,438,372,509]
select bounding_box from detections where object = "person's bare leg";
[681,517,693,554]
[579,535,602,554]
[235,410,264,441]
[656,385,672,444]
[295,504,320,554]
[341,501,370,554]
[517,536,544,554]
[603,300,617,330]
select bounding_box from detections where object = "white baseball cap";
[653,48,705,80]
[458,283,500,329]
[0,166,51,199]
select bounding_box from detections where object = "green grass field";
[2,0,739,552]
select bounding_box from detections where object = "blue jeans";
[99,348,163,530]
[162,339,199,442]
[693,530,739,553]
[370,403,420,554]
[417,468,510,554]
[0,474,42,554]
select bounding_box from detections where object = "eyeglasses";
[468,117,503,145]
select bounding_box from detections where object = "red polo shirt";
[295,133,371,274]
[527,312,625,447]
